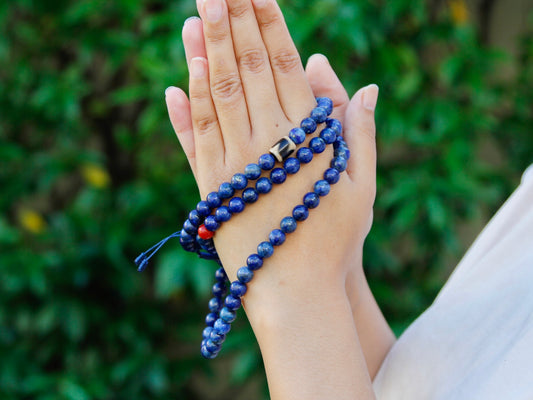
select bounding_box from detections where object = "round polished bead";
[244,163,262,180]
[214,318,231,334]
[320,127,337,144]
[258,153,276,170]
[309,137,326,154]
[196,201,211,217]
[257,241,274,258]
[188,209,202,226]
[231,173,248,190]
[183,219,197,235]
[310,106,328,123]
[215,267,227,281]
[212,281,226,297]
[205,312,217,327]
[256,177,272,194]
[283,157,300,174]
[280,216,297,233]
[220,307,237,323]
[242,187,259,203]
[326,118,342,135]
[303,192,320,209]
[204,215,220,232]
[205,339,220,353]
[246,254,263,270]
[201,345,217,359]
[228,197,245,214]
[210,329,226,344]
[314,180,331,197]
[230,281,247,297]
[218,182,235,199]
[225,295,242,310]
[331,156,347,172]
[237,266,254,283]
[270,168,287,184]
[288,127,306,145]
[269,229,286,246]
[215,206,232,223]
[335,147,349,159]
[292,205,309,221]
[206,191,222,209]
[208,297,222,312]
[198,224,215,239]
[179,229,195,243]
[296,147,313,163]
[324,167,340,184]
[317,97,333,115]
[300,117,317,134]
[203,326,214,340]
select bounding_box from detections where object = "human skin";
[164,0,395,397]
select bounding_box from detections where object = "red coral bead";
[198,224,214,240]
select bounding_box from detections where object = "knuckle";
[259,10,282,30]
[195,114,219,135]
[239,49,267,74]
[211,73,243,99]
[228,1,249,19]
[271,50,301,74]
[205,27,228,45]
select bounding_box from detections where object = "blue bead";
[237,266,254,283]
[296,147,313,163]
[301,117,317,134]
[205,312,217,327]
[206,191,222,208]
[289,127,306,145]
[220,307,236,323]
[183,219,197,235]
[283,157,300,174]
[316,97,333,115]
[210,329,226,344]
[179,229,195,243]
[246,254,263,270]
[324,168,340,184]
[320,127,337,144]
[292,205,309,221]
[203,326,214,340]
[257,241,274,258]
[212,281,226,297]
[204,215,220,232]
[201,345,217,359]
[269,229,286,246]
[270,168,287,184]
[242,187,259,203]
[244,163,262,180]
[280,216,297,233]
[334,147,349,159]
[214,318,231,334]
[215,206,232,223]
[331,156,347,172]
[228,197,245,214]
[196,201,211,217]
[231,173,248,190]
[208,297,222,312]
[303,192,320,209]
[314,180,331,197]
[258,153,276,170]
[326,118,342,135]
[205,339,220,353]
[256,177,272,194]
[225,295,242,310]
[310,106,328,123]
[309,137,326,154]
[218,182,235,199]
[215,267,227,281]
[188,209,201,226]
[230,281,247,297]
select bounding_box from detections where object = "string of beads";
[135,97,350,359]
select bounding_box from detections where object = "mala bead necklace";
[136,97,350,359]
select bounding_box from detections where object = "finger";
[183,17,207,66]
[200,0,251,157]
[165,86,198,179]
[225,0,284,134]
[189,57,225,194]
[252,0,315,122]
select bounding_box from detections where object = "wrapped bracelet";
[136,97,350,359]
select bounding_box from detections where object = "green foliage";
[1,0,531,398]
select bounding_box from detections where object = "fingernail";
[190,57,207,78]
[184,16,200,27]
[165,86,178,96]
[204,0,223,22]
[362,84,379,111]
[252,0,268,7]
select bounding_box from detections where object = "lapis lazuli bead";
[242,187,259,203]
[246,254,263,270]
[203,326,214,340]
[208,297,222,312]
[331,156,347,172]
[317,97,333,115]
[196,201,211,217]
[303,192,320,209]
[215,267,227,281]
[237,266,254,283]
[296,147,313,163]
[258,153,276,170]
[301,117,317,134]
[270,168,287,184]
[289,127,306,145]
[228,197,245,214]
[188,209,202,226]
[206,191,222,209]
[293,205,309,221]
[230,281,247,297]
[212,281,226,297]
[215,206,232,223]
[326,118,342,135]
[225,295,242,311]
[220,307,236,323]
[244,163,262,180]
[324,168,340,184]
[210,329,226,344]
[204,215,220,232]
[280,216,297,233]
[214,318,231,334]
[205,312,217,327]
[269,229,286,246]
[314,180,331,197]
[257,241,274,258]
[179,229,195,243]
[183,219,197,235]
[231,173,248,190]
[310,106,328,123]
[320,127,337,144]
[218,182,235,199]
[284,157,300,174]
[256,177,273,194]
[205,339,220,353]
[201,345,217,359]
[309,137,326,154]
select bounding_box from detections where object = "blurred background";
[1,0,532,398]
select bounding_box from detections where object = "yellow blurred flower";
[449,0,469,25]
[19,209,47,234]
[82,163,110,189]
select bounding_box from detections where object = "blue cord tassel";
[135,232,181,272]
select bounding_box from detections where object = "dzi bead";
[269,136,297,162]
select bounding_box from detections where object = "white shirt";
[373,165,533,399]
